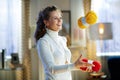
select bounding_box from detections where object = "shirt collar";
[46,28,59,38]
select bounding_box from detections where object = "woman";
[34,5,92,80]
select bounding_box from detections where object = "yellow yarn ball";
[85,11,97,24]
[78,17,87,29]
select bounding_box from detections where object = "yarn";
[80,58,101,72]
[78,11,97,29]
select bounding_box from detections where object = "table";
[87,72,108,80]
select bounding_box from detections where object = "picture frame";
[11,53,19,64]
[59,10,71,46]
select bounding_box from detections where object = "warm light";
[99,23,104,34]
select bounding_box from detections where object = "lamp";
[88,23,113,40]
[88,23,113,79]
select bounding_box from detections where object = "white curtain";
[0,0,21,56]
[91,0,120,56]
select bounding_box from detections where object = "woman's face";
[44,10,63,31]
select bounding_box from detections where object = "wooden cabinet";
[0,68,23,80]
[0,69,16,80]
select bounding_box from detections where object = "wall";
[30,0,70,26]
[70,0,88,79]
[70,0,86,47]
[70,46,89,80]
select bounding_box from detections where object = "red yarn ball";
[92,61,101,72]
[80,58,101,72]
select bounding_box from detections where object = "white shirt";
[37,28,75,80]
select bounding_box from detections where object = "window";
[91,0,120,56]
[0,0,21,57]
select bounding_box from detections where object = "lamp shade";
[89,23,113,40]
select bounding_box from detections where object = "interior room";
[0,0,120,80]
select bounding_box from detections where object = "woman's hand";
[74,54,93,72]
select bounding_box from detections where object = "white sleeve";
[37,38,75,74]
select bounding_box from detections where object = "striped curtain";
[22,0,32,80]
[83,0,97,60]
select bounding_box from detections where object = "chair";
[108,56,120,80]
